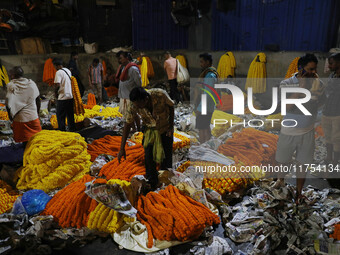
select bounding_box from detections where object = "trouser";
[92,83,102,103]
[144,132,173,188]
[322,115,340,152]
[74,75,85,98]
[169,79,180,103]
[102,84,109,102]
[57,99,76,132]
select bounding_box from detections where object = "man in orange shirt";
[164,51,180,103]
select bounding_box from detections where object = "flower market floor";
[50,175,333,255]
[1,101,339,255]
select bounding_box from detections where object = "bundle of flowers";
[16,130,91,192]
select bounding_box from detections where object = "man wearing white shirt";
[52,58,75,132]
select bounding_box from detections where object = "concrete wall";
[0,51,331,100]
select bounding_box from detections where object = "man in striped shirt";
[88,58,104,103]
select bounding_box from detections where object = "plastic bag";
[176,59,190,84]
[20,190,51,216]
[90,154,114,176]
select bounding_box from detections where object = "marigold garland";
[0,180,20,214]
[84,93,97,109]
[176,161,191,173]
[245,53,267,94]
[173,132,191,150]
[87,135,124,161]
[217,52,236,79]
[315,125,324,138]
[102,60,107,76]
[0,65,9,86]
[129,132,190,151]
[130,132,143,145]
[137,185,220,248]
[217,93,233,112]
[105,86,118,97]
[99,144,145,181]
[211,110,243,137]
[176,55,187,69]
[43,58,57,86]
[330,224,340,240]
[87,179,135,233]
[285,57,300,79]
[0,110,9,120]
[217,128,278,167]
[41,175,105,228]
[71,76,85,115]
[140,57,149,87]
[16,130,91,192]
[50,106,122,129]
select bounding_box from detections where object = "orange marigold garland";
[315,125,324,138]
[217,93,233,112]
[84,93,97,109]
[137,185,220,248]
[217,128,278,166]
[285,57,299,79]
[87,135,122,161]
[105,86,118,97]
[99,144,145,180]
[41,175,105,228]
[43,58,57,86]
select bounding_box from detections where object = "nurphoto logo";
[201,84,312,128]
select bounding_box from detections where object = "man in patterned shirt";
[88,58,104,103]
[118,87,174,190]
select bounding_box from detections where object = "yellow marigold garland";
[176,55,187,68]
[176,161,191,173]
[50,106,122,129]
[131,132,143,144]
[211,110,243,137]
[129,131,191,150]
[0,180,20,214]
[0,110,9,120]
[141,57,149,87]
[217,51,236,79]
[87,179,135,233]
[173,132,190,150]
[16,130,91,192]
[245,53,267,93]
[71,76,85,115]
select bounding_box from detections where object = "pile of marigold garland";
[16,130,91,192]
[0,180,20,214]
[41,175,135,231]
[137,185,220,248]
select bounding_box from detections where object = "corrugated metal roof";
[132,0,188,50]
[211,0,340,51]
